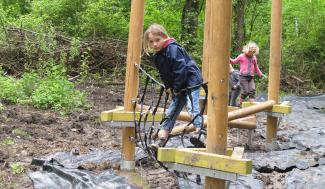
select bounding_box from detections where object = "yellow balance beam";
[242,101,291,114]
[157,148,252,175]
[101,109,164,122]
[101,107,125,122]
[188,148,233,156]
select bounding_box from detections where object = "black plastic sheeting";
[28,95,325,189]
[28,149,138,189]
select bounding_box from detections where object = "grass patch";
[12,128,30,138]
[10,163,25,174]
[2,137,14,145]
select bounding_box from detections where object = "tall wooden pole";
[267,0,282,150]
[202,0,211,81]
[122,0,145,170]
[204,1,232,188]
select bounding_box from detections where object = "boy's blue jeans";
[161,87,202,132]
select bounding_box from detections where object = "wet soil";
[0,80,321,189]
[0,81,181,189]
[0,82,124,188]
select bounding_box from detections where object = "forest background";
[0,0,324,113]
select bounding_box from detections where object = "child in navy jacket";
[143,24,203,146]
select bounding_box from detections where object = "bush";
[0,75,26,104]
[0,64,88,113]
[32,77,87,112]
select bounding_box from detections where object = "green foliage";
[79,51,91,82]
[80,0,130,39]
[0,0,324,94]
[31,76,87,112]
[2,137,14,145]
[0,64,88,113]
[19,72,39,97]
[0,0,32,20]
[12,128,30,138]
[70,37,81,59]
[30,61,87,112]
[10,163,25,174]
[14,0,130,39]
[282,0,325,88]
[144,0,184,39]
[28,0,87,35]
[0,75,27,104]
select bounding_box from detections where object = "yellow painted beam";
[101,110,164,122]
[101,107,124,122]
[182,148,233,156]
[157,148,252,174]
[242,101,291,114]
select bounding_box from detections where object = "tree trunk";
[181,0,201,52]
[233,0,247,53]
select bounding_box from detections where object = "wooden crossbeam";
[157,148,252,174]
[242,101,291,114]
[101,107,125,122]
[101,109,164,122]
[101,106,257,131]
[186,148,233,156]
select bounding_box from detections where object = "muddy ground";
[0,81,322,189]
[0,82,181,189]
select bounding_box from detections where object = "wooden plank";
[101,107,124,122]
[242,102,291,114]
[157,148,252,175]
[101,110,164,122]
[112,111,164,122]
[182,148,233,156]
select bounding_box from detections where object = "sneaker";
[190,137,206,148]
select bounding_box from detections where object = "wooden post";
[202,0,211,81]
[267,0,282,151]
[121,0,145,170]
[199,0,211,115]
[204,1,232,188]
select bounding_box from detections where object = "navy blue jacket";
[153,41,203,93]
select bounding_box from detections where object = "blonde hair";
[143,24,169,53]
[242,41,259,55]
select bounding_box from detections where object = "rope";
[135,64,165,88]
[133,64,209,180]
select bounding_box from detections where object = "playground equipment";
[101,0,290,188]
